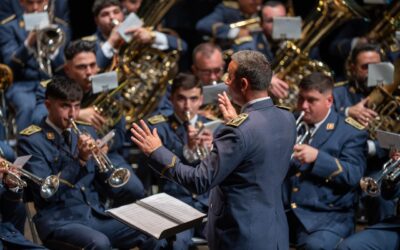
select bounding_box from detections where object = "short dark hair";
[64,39,96,61]
[45,76,83,102]
[299,72,333,94]
[350,43,383,64]
[92,0,121,16]
[192,42,222,64]
[231,50,272,91]
[171,73,202,95]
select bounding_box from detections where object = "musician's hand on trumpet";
[77,133,97,162]
[292,144,318,164]
[0,158,19,189]
[78,107,107,132]
[218,91,237,122]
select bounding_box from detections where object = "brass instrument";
[367,1,400,55]
[366,58,400,140]
[1,159,59,198]
[115,0,179,125]
[36,0,65,77]
[182,111,209,162]
[295,111,311,145]
[0,64,13,140]
[360,157,400,196]
[0,64,13,90]
[272,0,368,111]
[229,17,261,30]
[69,118,131,188]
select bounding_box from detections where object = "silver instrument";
[183,111,209,162]
[1,159,59,199]
[360,157,400,196]
[69,119,130,188]
[295,111,311,145]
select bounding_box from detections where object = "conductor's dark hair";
[299,72,334,94]
[45,76,83,102]
[231,50,272,91]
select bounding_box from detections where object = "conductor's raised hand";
[130,120,162,156]
[218,91,237,122]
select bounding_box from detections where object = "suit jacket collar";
[41,118,78,154]
[243,98,274,113]
[310,108,339,148]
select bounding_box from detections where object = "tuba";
[1,159,59,198]
[69,118,131,188]
[36,0,65,77]
[366,58,400,140]
[272,0,368,111]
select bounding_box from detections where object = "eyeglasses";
[196,67,224,76]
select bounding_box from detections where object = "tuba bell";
[272,0,369,111]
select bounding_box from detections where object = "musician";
[232,1,287,62]
[0,0,70,132]
[195,0,262,46]
[131,50,296,250]
[146,73,213,249]
[337,150,400,250]
[285,72,368,249]
[85,0,187,70]
[33,40,145,206]
[0,0,70,23]
[333,43,396,224]
[17,77,165,249]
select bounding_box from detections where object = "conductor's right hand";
[130,120,163,156]
[78,107,106,131]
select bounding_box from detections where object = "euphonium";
[360,157,400,196]
[1,159,59,198]
[272,0,368,111]
[69,118,130,188]
[366,58,400,140]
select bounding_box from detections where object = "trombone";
[1,159,59,199]
[69,118,131,188]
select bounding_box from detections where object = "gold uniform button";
[295,172,301,177]
[329,203,334,208]
[291,202,297,209]
[292,187,299,192]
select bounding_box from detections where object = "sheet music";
[107,203,177,239]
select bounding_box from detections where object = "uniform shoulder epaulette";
[275,105,291,111]
[223,0,239,9]
[40,79,52,88]
[234,35,253,45]
[334,81,348,88]
[1,14,16,25]
[54,17,68,27]
[148,115,168,125]
[226,113,248,127]
[20,125,42,136]
[345,117,365,130]
[75,120,92,126]
[82,35,97,42]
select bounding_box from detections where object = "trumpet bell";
[108,168,131,188]
[359,177,380,197]
[40,175,60,199]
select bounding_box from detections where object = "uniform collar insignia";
[46,132,55,140]
[326,123,335,130]
[19,20,24,28]
[171,121,178,130]
[257,43,265,49]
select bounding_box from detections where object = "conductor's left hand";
[130,120,163,156]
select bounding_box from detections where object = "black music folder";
[106,193,206,239]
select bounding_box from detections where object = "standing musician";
[285,72,368,249]
[0,0,70,132]
[146,73,214,249]
[337,150,400,250]
[17,77,165,249]
[85,0,187,70]
[131,50,296,250]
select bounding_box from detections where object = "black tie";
[62,130,71,147]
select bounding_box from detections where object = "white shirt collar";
[312,108,331,135]
[45,117,67,135]
[174,113,198,126]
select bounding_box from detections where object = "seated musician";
[337,149,400,250]
[334,43,397,224]
[145,73,214,249]
[85,0,187,70]
[17,77,166,249]
[0,0,70,132]
[284,72,368,249]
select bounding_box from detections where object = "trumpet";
[1,159,59,199]
[295,111,311,145]
[360,157,400,196]
[183,111,209,162]
[69,118,131,188]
